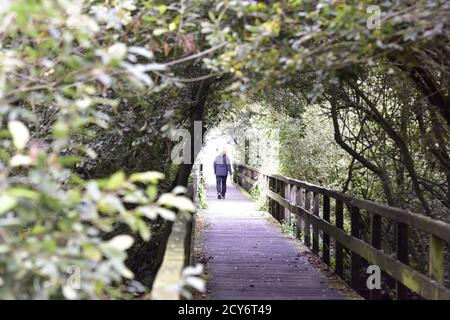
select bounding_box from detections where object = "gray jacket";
[214,154,232,176]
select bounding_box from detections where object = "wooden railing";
[150,167,200,299]
[236,163,450,300]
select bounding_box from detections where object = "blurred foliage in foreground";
[1,0,449,299]
[0,0,198,299]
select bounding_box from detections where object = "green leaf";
[52,120,69,139]
[112,260,134,279]
[8,121,30,150]
[83,244,103,263]
[107,235,134,251]
[97,194,125,214]
[79,146,97,159]
[145,185,158,201]
[104,171,126,191]
[59,155,82,167]
[9,154,33,167]
[6,188,40,200]
[123,189,147,204]
[31,224,46,235]
[153,28,168,36]
[169,22,177,31]
[157,193,196,212]
[136,206,157,220]
[156,207,176,221]
[0,148,8,161]
[0,195,18,216]
[42,238,57,252]
[184,276,206,292]
[137,219,151,241]
[98,43,127,66]
[157,4,167,15]
[130,171,164,183]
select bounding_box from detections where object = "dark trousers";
[216,175,227,196]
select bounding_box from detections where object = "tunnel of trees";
[0,0,449,299]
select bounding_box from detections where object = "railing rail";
[150,166,201,299]
[236,163,450,300]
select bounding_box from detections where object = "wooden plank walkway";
[194,181,356,300]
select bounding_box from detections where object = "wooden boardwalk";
[194,182,354,300]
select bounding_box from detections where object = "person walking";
[214,147,232,199]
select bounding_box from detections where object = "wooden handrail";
[238,163,450,242]
[150,211,192,300]
[150,168,200,300]
[236,163,450,300]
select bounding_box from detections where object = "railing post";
[350,206,361,291]
[290,185,297,221]
[264,174,270,213]
[240,165,244,186]
[371,214,381,249]
[285,183,291,220]
[335,200,344,278]
[279,180,286,222]
[396,222,409,299]
[370,213,382,299]
[312,192,320,255]
[274,179,280,221]
[296,188,304,240]
[304,190,311,248]
[271,177,279,221]
[245,168,250,190]
[322,196,330,266]
[269,177,275,218]
[429,235,445,286]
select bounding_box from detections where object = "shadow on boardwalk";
[194,182,359,300]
